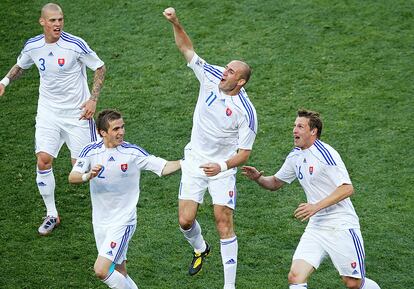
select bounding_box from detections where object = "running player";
[242,109,380,289]
[69,109,181,289]
[0,3,106,235]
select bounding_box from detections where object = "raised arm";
[163,7,195,63]
[79,65,106,120]
[0,64,25,96]
[242,165,285,191]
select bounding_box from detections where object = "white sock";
[126,275,138,289]
[361,278,381,289]
[36,168,57,217]
[220,236,238,288]
[289,283,308,288]
[180,220,206,253]
[103,270,129,289]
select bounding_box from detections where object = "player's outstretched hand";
[241,166,263,181]
[163,7,178,23]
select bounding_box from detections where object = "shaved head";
[234,60,251,84]
[41,3,63,17]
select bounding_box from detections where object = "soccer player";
[69,109,181,289]
[163,7,258,289]
[0,3,106,235]
[242,109,381,289]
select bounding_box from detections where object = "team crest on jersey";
[110,241,117,249]
[309,166,314,175]
[226,107,232,116]
[351,261,357,269]
[228,190,234,198]
[58,58,65,66]
[121,163,128,172]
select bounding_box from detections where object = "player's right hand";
[90,164,103,179]
[163,7,177,22]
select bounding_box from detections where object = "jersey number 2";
[97,166,105,179]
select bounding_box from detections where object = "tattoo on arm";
[90,65,106,101]
[6,65,24,82]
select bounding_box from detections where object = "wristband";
[219,161,228,172]
[81,173,90,182]
[0,77,10,87]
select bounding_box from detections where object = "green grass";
[0,0,413,288]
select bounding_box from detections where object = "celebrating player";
[242,109,380,289]
[69,109,181,289]
[163,7,258,289]
[0,3,106,235]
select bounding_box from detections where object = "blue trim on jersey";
[203,63,223,80]
[349,229,365,279]
[24,34,44,47]
[238,91,256,133]
[207,94,217,106]
[314,140,337,166]
[120,143,149,156]
[78,140,104,157]
[220,236,237,245]
[114,225,133,263]
[61,32,91,53]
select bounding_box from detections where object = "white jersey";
[71,140,167,227]
[186,53,258,162]
[16,31,104,114]
[275,139,360,230]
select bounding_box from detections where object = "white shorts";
[94,224,136,265]
[179,149,237,209]
[35,109,98,159]
[293,227,365,279]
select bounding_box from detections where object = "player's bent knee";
[178,217,193,230]
[288,269,304,284]
[36,153,53,170]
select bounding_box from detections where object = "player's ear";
[39,17,45,26]
[237,78,246,87]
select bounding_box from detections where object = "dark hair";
[96,109,122,137]
[297,109,323,138]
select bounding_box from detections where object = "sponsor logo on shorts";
[110,241,117,249]
[226,107,232,116]
[58,58,65,67]
[352,269,359,275]
[106,250,113,256]
[121,164,128,172]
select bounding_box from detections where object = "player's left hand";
[200,162,220,177]
[79,99,97,120]
[294,203,319,222]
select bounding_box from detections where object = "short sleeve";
[274,157,297,184]
[325,162,352,187]
[135,155,168,177]
[187,52,206,83]
[16,51,34,69]
[237,116,257,150]
[79,51,104,71]
[71,157,91,174]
